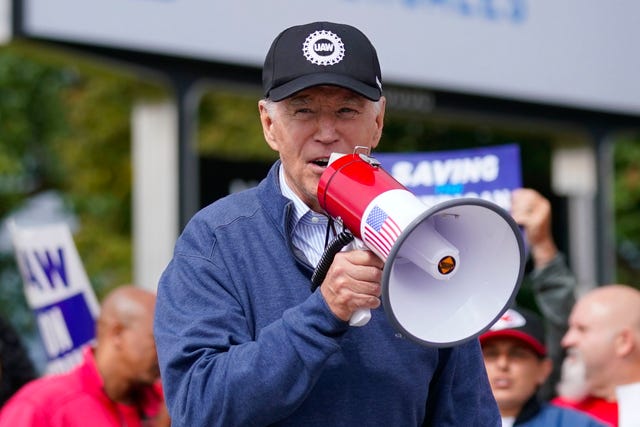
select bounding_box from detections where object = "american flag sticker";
[363,206,402,259]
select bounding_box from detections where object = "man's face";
[482,338,551,417]
[561,297,617,395]
[259,85,385,212]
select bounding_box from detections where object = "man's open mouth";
[311,158,329,167]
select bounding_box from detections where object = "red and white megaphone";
[316,148,525,347]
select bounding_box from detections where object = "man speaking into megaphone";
[154,21,508,427]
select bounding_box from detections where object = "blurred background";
[1,0,639,371]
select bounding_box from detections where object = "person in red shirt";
[0,285,169,427]
[552,284,640,427]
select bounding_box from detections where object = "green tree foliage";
[0,42,165,340]
[0,47,69,335]
[198,89,276,161]
[614,136,640,284]
[0,48,67,208]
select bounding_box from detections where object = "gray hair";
[262,97,383,118]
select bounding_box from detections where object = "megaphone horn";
[315,149,525,347]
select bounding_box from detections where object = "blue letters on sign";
[20,251,41,290]
[19,247,69,291]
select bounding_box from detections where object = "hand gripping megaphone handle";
[310,232,373,327]
[345,238,373,326]
[316,151,526,346]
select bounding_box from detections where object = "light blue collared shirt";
[278,165,334,267]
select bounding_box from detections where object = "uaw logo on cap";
[302,30,345,66]
[490,308,526,331]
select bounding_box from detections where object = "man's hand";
[511,188,558,268]
[320,250,384,322]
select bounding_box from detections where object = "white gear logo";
[302,30,345,66]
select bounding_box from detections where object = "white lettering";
[408,161,433,186]
[389,154,501,187]
[45,347,86,375]
[314,43,334,52]
[38,306,73,357]
[481,155,500,182]
[432,160,454,186]
[391,161,424,186]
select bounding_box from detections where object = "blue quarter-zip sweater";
[154,161,500,426]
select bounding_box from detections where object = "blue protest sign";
[374,144,522,212]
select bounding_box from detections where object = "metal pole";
[172,74,201,230]
[593,127,617,284]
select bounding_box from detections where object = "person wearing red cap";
[481,307,607,427]
[552,284,640,427]
[155,21,500,426]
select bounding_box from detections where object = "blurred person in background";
[553,284,640,427]
[0,314,38,407]
[511,188,577,400]
[481,306,607,427]
[0,285,169,427]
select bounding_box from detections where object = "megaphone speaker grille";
[382,198,524,347]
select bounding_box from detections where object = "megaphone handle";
[350,308,372,326]
[347,238,373,327]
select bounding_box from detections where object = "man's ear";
[97,317,127,352]
[259,101,279,151]
[371,96,386,150]
[108,321,127,350]
[615,328,635,357]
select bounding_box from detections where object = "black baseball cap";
[480,307,547,357]
[262,21,383,102]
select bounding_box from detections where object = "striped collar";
[278,165,331,267]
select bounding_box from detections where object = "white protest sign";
[10,222,100,374]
